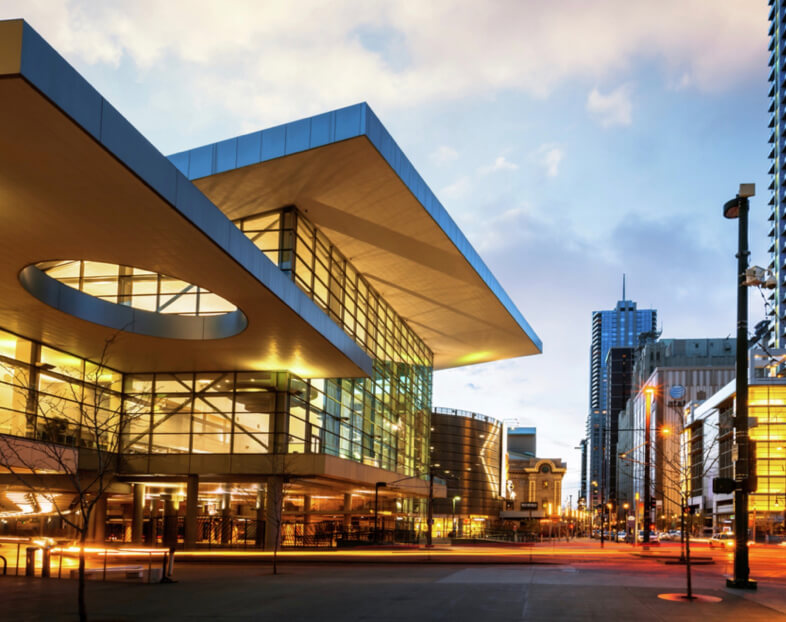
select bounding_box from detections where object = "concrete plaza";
[3,542,786,621]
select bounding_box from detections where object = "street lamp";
[643,386,654,548]
[623,502,630,541]
[722,182,757,590]
[452,495,461,537]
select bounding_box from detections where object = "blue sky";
[1,1,772,502]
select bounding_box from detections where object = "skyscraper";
[770,1,786,344]
[585,280,657,505]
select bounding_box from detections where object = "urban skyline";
[0,1,772,506]
[1,4,785,619]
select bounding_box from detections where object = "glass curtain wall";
[122,368,430,475]
[234,207,431,367]
[235,206,433,476]
[1,323,429,476]
[2,205,433,477]
[0,328,122,450]
[748,385,786,513]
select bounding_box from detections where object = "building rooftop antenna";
[622,273,626,301]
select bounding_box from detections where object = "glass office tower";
[586,296,656,505]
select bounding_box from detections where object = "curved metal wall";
[430,409,503,518]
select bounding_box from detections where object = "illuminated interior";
[36,260,238,317]
[748,385,786,513]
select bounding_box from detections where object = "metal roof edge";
[4,20,372,377]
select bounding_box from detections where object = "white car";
[709,533,735,549]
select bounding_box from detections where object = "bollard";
[25,547,36,577]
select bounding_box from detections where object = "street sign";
[520,502,538,511]
[712,477,736,494]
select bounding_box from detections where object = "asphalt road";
[2,540,786,621]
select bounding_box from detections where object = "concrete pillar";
[150,499,159,545]
[184,474,199,549]
[256,486,266,548]
[265,476,284,550]
[89,495,107,543]
[343,493,352,531]
[131,484,145,544]
[221,493,232,544]
[162,494,178,547]
[303,495,312,540]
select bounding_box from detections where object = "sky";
[0,0,773,503]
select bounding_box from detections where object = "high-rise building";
[616,338,736,526]
[605,346,635,504]
[585,283,656,505]
[770,1,786,345]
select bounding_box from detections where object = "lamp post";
[374,481,386,544]
[643,386,654,548]
[723,183,757,590]
[623,502,630,542]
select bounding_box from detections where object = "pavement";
[2,540,786,621]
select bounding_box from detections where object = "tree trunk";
[78,530,88,622]
[685,524,693,600]
[272,525,279,575]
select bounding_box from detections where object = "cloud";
[0,1,767,150]
[440,176,472,200]
[479,155,518,175]
[435,204,749,494]
[430,145,459,166]
[535,144,564,177]
[587,84,633,127]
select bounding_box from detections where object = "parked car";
[616,531,628,542]
[659,530,681,542]
[637,530,660,543]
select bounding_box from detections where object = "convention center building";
[0,20,541,548]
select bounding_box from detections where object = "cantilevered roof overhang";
[0,20,371,377]
[169,104,542,369]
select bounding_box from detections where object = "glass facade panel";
[0,329,32,363]
[37,260,237,317]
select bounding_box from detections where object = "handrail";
[433,407,498,425]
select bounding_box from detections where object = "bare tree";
[265,453,297,576]
[618,421,724,600]
[0,334,139,622]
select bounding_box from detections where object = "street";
[2,540,786,621]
